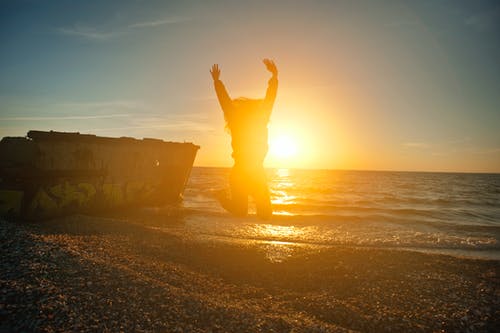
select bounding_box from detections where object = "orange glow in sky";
[1,1,499,173]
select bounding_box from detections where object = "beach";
[1,214,498,332]
[2,1,499,331]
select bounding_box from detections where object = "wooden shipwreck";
[0,130,199,219]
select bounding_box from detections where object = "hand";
[210,64,220,81]
[263,58,278,76]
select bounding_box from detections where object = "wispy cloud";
[91,122,214,132]
[129,115,215,133]
[446,137,471,145]
[0,99,145,123]
[129,17,190,28]
[57,26,118,40]
[403,138,500,157]
[57,15,190,41]
[0,97,213,142]
[472,148,500,155]
[0,114,130,121]
[55,100,145,110]
[402,142,429,148]
[384,20,420,28]
[465,8,500,32]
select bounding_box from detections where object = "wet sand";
[1,214,498,332]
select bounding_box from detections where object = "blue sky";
[1,0,499,171]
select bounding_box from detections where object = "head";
[223,97,264,130]
[232,97,263,111]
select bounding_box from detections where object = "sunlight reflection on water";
[270,168,297,215]
[251,224,304,239]
[178,167,500,260]
[248,224,307,262]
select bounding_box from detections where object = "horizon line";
[192,165,500,175]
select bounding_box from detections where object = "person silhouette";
[210,59,278,219]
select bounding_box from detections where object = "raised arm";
[262,59,278,117]
[210,64,233,118]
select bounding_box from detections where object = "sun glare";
[270,135,298,159]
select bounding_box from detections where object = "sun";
[270,135,298,159]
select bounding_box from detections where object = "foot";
[213,189,231,211]
[214,189,248,217]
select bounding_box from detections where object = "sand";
[1,214,498,332]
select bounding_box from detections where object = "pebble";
[1,217,498,332]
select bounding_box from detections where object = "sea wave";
[181,168,500,258]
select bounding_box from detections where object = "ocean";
[179,167,500,260]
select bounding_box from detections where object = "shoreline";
[159,230,500,262]
[1,215,499,332]
[135,208,500,262]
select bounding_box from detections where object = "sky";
[1,0,499,172]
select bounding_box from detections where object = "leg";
[252,167,272,219]
[217,166,248,216]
